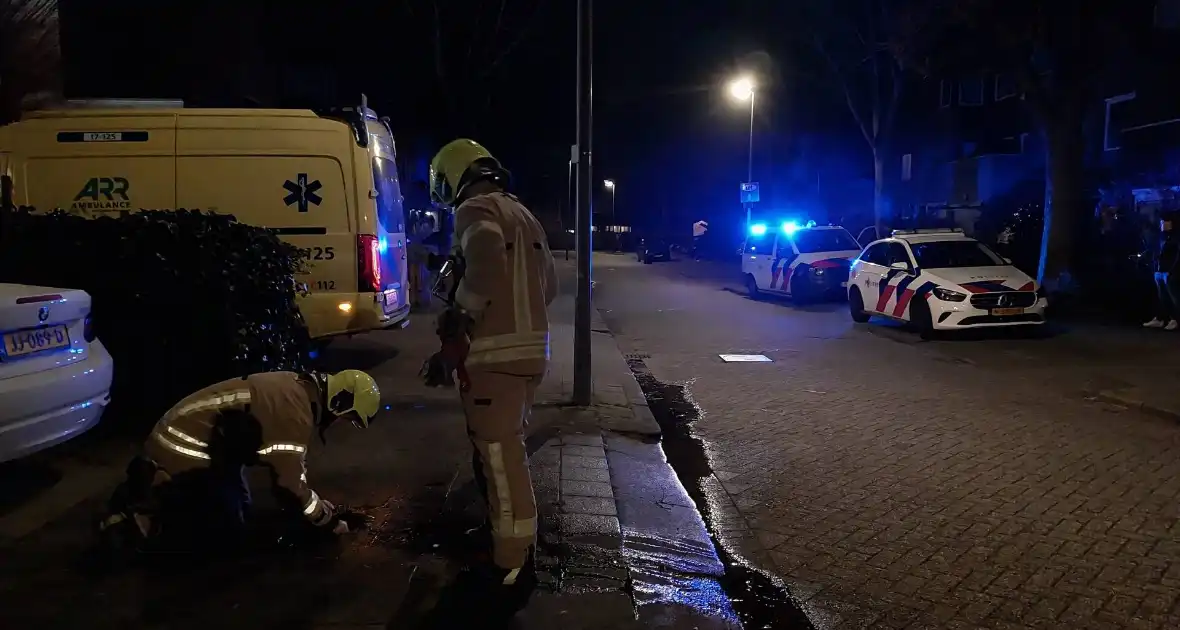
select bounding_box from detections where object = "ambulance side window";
[372,156,405,234]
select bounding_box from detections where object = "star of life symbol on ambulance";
[283,174,323,213]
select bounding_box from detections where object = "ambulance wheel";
[910,298,934,339]
[744,274,761,299]
[848,288,871,323]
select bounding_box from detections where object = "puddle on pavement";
[627,357,815,630]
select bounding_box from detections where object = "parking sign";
[740,182,760,204]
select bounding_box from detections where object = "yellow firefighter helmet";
[429,138,509,207]
[325,369,381,428]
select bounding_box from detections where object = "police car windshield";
[791,229,859,253]
[910,240,1006,268]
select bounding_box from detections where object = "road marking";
[718,354,772,362]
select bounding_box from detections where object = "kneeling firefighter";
[424,139,558,610]
[98,370,381,552]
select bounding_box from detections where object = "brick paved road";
[595,253,1180,629]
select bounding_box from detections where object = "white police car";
[847,228,1047,333]
[741,221,862,302]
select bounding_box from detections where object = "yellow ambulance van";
[0,98,411,340]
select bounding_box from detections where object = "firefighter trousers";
[462,368,542,570]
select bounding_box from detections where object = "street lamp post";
[729,76,755,231]
[573,0,593,406]
[603,179,616,250]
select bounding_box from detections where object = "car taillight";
[357,234,382,293]
[83,314,95,342]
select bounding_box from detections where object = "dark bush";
[0,207,311,433]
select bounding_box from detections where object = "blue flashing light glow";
[377,237,389,254]
[781,221,800,234]
[749,223,768,236]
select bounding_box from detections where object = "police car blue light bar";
[749,223,768,236]
[890,228,964,236]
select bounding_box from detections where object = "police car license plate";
[2,324,71,358]
[383,288,399,307]
[991,307,1024,316]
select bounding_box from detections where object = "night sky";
[57,0,860,245]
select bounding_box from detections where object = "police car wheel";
[744,274,761,299]
[910,299,934,338]
[848,288,871,323]
[790,269,813,305]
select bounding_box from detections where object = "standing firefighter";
[425,139,558,612]
[98,370,380,553]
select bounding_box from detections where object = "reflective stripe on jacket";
[143,372,334,525]
[454,191,558,376]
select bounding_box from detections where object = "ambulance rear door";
[174,121,355,298]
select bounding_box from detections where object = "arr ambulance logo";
[72,177,131,212]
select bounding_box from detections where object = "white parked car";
[0,284,114,462]
[848,229,1047,334]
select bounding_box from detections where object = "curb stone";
[531,430,629,596]
[591,308,662,438]
[1090,388,1180,422]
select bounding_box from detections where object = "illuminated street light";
[603,179,615,189]
[729,76,755,101]
[729,75,757,230]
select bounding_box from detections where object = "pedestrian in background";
[1144,211,1180,330]
[407,214,436,310]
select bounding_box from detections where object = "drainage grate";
[624,352,651,360]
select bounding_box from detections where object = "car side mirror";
[889,261,911,272]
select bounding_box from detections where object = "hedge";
[0,207,311,434]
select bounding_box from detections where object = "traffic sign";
[740,182,760,204]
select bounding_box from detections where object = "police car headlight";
[933,287,967,302]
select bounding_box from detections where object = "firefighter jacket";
[453,191,558,376]
[143,372,334,526]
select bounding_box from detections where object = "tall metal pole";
[611,186,616,225]
[573,0,594,406]
[610,185,617,252]
[744,91,755,230]
[566,157,573,261]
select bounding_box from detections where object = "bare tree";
[894,0,1140,288]
[0,0,60,124]
[397,0,551,131]
[799,0,908,233]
